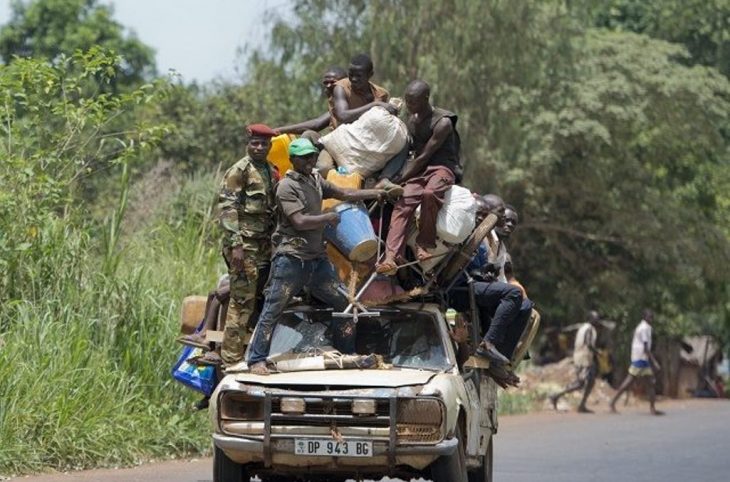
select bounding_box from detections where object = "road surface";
[10,399,730,482]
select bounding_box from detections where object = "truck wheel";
[468,437,494,482]
[213,446,248,482]
[430,424,468,482]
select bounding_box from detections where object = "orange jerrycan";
[322,168,363,211]
[267,134,294,175]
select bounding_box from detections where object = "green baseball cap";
[289,138,319,157]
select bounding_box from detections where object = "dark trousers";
[247,254,352,364]
[450,280,524,357]
[501,297,534,357]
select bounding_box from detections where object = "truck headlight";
[219,392,264,420]
[396,398,444,444]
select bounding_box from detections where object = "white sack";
[407,228,451,273]
[320,106,408,177]
[436,185,477,244]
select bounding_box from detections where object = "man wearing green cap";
[247,138,389,375]
[214,123,279,367]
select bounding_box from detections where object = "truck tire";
[213,446,248,482]
[429,424,468,482]
[468,437,494,482]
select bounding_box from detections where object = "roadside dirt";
[515,357,640,411]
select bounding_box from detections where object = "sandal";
[249,361,270,376]
[475,341,510,366]
[188,351,223,367]
[486,364,520,388]
[376,259,399,276]
[176,333,210,350]
[415,245,432,262]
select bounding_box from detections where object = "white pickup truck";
[210,303,502,482]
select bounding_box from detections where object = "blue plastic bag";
[171,325,216,396]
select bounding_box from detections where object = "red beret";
[246,123,278,138]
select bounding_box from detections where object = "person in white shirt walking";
[609,309,663,415]
[549,311,601,413]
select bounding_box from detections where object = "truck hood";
[234,368,438,388]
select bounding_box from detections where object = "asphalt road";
[11,399,730,482]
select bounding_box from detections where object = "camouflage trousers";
[221,238,271,365]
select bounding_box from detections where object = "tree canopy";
[588,0,730,77]
[0,0,156,87]
[238,0,729,337]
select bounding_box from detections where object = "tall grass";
[0,171,222,475]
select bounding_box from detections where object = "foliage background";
[0,0,728,475]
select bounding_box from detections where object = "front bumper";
[213,433,457,470]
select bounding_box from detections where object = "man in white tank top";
[609,309,663,415]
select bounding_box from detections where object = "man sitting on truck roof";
[246,138,390,375]
[274,65,347,135]
[330,54,394,127]
[376,79,462,274]
[328,53,408,185]
[448,195,524,379]
[492,203,534,360]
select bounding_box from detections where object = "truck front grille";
[270,397,390,428]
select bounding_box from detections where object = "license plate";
[294,439,372,457]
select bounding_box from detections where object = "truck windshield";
[263,309,451,371]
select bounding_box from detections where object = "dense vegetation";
[0,0,728,475]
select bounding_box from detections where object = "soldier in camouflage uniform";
[217,124,279,366]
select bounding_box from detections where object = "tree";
[503,31,730,336]
[586,0,730,77]
[0,0,156,88]
[239,0,729,337]
[0,47,168,302]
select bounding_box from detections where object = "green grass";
[499,391,540,415]
[0,172,222,475]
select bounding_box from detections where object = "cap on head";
[246,123,277,139]
[289,138,319,157]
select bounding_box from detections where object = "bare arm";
[399,117,453,182]
[275,112,331,135]
[288,210,339,231]
[332,85,395,125]
[328,185,386,203]
[646,342,661,370]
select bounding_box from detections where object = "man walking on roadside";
[215,124,279,367]
[609,309,663,415]
[549,310,601,413]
